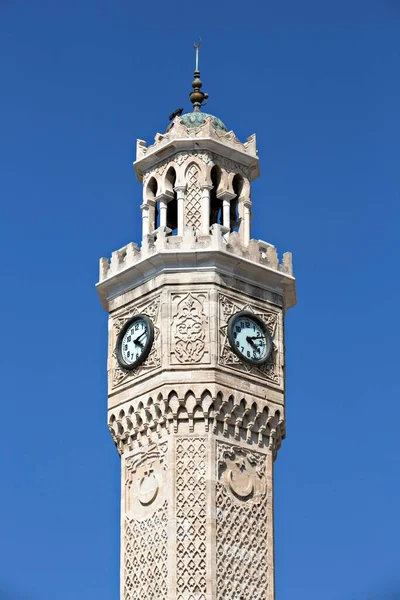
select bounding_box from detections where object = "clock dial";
[115,314,154,370]
[227,311,273,365]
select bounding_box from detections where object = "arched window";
[231,174,244,232]
[146,177,158,231]
[165,167,178,234]
[210,165,222,226]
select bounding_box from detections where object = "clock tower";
[97,48,296,600]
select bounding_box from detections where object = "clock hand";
[246,336,257,348]
[133,331,146,345]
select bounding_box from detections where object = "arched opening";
[210,165,222,226]
[146,177,158,231]
[231,174,243,232]
[165,167,178,234]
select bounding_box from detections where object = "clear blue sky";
[1,1,399,599]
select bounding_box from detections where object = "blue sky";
[1,1,399,599]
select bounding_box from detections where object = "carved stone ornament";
[125,441,167,513]
[218,293,280,384]
[211,153,251,180]
[217,443,266,502]
[216,442,270,600]
[111,295,161,388]
[124,501,168,600]
[170,291,210,365]
[176,437,207,600]
[143,151,213,181]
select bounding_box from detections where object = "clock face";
[227,311,273,365]
[115,314,154,370]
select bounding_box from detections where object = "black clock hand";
[133,331,146,347]
[246,336,257,348]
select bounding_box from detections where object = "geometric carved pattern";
[124,500,168,600]
[111,294,161,388]
[185,164,202,230]
[218,292,280,384]
[170,292,209,364]
[216,443,269,600]
[176,437,207,600]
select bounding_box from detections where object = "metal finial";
[189,38,208,112]
[194,38,202,71]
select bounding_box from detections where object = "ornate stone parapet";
[135,115,257,165]
[98,225,294,282]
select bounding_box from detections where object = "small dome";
[179,111,227,132]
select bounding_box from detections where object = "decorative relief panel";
[170,292,210,365]
[185,164,202,230]
[124,442,168,600]
[176,437,207,600]
[218,293,281,384]
[216,443,270,600]
[111,294,161,388]
[125,441,168,515]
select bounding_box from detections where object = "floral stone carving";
[218,292,280,384]
[170,292,210,364]
[111,295,161,388]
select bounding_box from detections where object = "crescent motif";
[228,468,254,498]
[138,473,159,506]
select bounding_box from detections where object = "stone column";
[175,186,185,236]
[159,198,167,228]
[200,185,212,235]
[140,203,150,239]
[218,191,236,231]
[242,199,252,246]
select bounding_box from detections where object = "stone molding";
[108,387,285,458]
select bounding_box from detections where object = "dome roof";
[179,111,227,132]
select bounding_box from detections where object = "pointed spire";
[189,38,209,112]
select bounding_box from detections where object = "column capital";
[217,190,236,201]
[155,190,174,203]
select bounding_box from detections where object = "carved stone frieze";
[211,153,251,180]
[110,295,161,389]
[216,442,270,600]
[176,437,207,600]
[143,151,213,181]
[108,387,284,456]
[218,293,281,385]
[170,291,210,365]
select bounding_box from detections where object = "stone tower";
[96,50,296,600]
